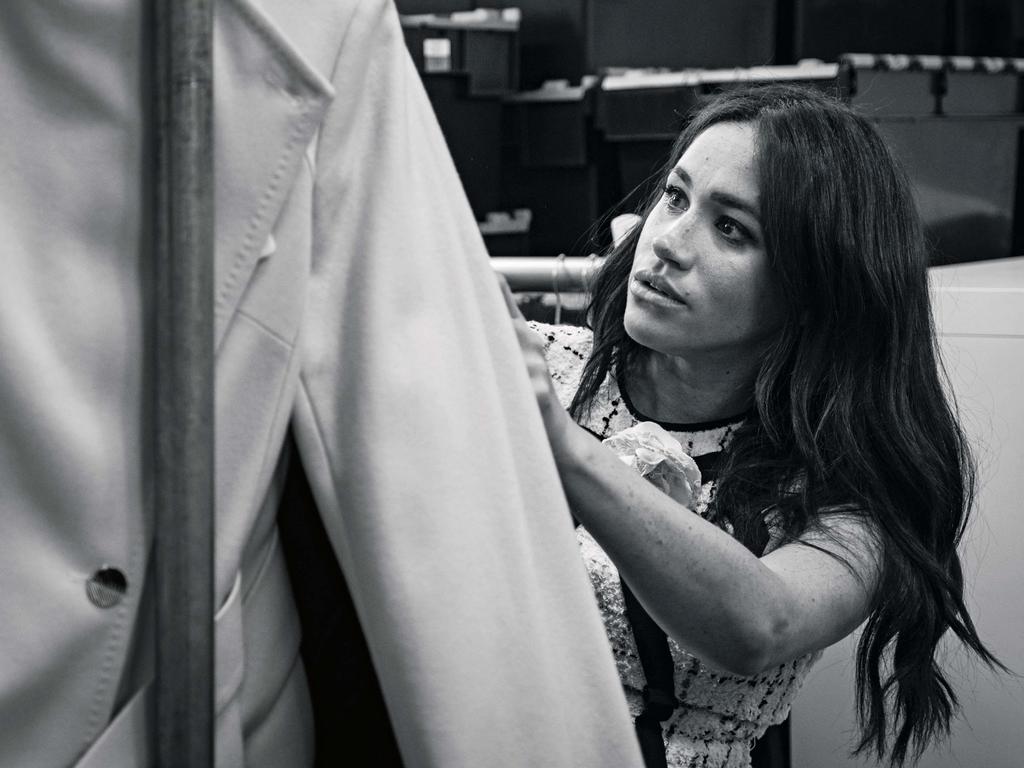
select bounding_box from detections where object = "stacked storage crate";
[864,54,1024,263]
[399,5,1023,265]
[400,8,521,245]
[594,55,1024,264]
[500,77,612,257]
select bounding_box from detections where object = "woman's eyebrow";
[709,191,761,221]
[671,165,761,222]
[669,167,690,185]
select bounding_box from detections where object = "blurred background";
[394,2,1024,767]
[397,0,1023,268]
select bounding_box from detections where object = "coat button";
[86,566,128,608]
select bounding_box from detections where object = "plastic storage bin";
[400,9,521,222]
[940,56,1024,116]
[874,115,1024,264]
[504,77,597,167]
[401,9,520,96]
[839,53,942,116]
[420,73,504,220]
[479,209,532,256]
[500,78,613,255]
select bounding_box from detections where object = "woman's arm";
[560,423,878,676]
[508,305,880,676]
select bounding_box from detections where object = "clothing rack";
[152,1,215,765]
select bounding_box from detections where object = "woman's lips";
[631,270,687,306]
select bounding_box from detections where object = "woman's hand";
[497,276,579,460]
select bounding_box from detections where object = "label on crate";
[423,38,452,73]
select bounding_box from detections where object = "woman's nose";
[652,217,698,270]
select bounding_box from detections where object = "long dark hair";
[572,84,1004,766]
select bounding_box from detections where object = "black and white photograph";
[1,1,1021,767]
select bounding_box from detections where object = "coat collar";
[213,0,337,349]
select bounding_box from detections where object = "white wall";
[791,257,1024,768]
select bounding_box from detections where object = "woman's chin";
[623,310,672,353]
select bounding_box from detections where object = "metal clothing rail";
[152,1,215,765]
[491,255,605,293]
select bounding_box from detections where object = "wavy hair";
[571,84,1004,766]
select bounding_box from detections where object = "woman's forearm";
[557,422,795,676]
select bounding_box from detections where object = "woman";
[508,85,1003,768]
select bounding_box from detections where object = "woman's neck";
[627,349,757,425]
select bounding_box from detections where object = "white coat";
[0,0,643,766]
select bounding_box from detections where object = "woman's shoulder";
[527,321,593,370]
[528,322,593,408]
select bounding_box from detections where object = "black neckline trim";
[615,365,753,432]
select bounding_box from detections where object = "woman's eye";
[716,216,751,244]
[662,184,687,211]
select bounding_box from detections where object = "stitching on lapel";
[215,102,314,320]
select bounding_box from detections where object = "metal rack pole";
[152,0,215,765]
[491,255,605,293]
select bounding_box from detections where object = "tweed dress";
[532,322,820,768]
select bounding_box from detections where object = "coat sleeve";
[288,1,643,765]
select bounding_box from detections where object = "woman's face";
[624,121,784,362]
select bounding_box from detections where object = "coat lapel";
[213,0,335,349]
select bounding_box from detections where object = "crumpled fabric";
[603,422,702,506]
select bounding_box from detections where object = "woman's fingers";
[514,325,550,377]
[493,273,572,446]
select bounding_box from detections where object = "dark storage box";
[595,63,846,200]
[504,79,597,168]
[846,69,937,115]
[589,0,776,72]
[480,209,532,256]
[596,72,704,141]
[612,139,674,202]
[875,115,1024,264]
[421,73,504,220]
[401,11,520,96]
[394,0,472,14]
[836,55,941,116]
[940,58,1024,116]
[501,161,604,256]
